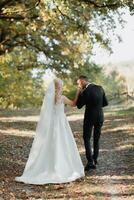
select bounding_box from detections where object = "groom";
[76,75,108,170]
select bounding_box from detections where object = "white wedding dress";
[15,79,84,184]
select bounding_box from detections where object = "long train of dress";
[15,102,84,184]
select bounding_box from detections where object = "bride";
[15,78,85,184]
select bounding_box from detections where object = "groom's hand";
[77,85,85,94]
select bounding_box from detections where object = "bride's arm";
[63,89,81,107]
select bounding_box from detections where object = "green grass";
[104,105,134,118]
[116,107,134,117]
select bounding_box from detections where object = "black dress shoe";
[84,163,96,171]
[89,163,96,169]
[94,159,98,165]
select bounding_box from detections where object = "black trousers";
[83,119,103,163]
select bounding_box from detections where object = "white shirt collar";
[81,83,90,93]
[85,83,90,88]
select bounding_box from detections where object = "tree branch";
[0,0,41,19]
[0,14,38,20]
[52,0,89,31]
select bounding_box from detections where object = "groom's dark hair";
[78,75,88,81]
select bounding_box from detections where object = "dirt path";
[0,107,133,199]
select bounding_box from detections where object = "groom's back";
[86,84,105,108]
[77,83,108,123]
[83,84,108,123]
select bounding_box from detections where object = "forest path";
[0,106,133,199]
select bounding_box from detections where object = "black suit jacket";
[76,84,108,124]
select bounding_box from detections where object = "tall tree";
[0,0,133,107]
[0,0,133,73]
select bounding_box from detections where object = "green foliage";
[0,0,133,73]
[95,69,127,99]
[0,64,44,108]
[0,0,133,107]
